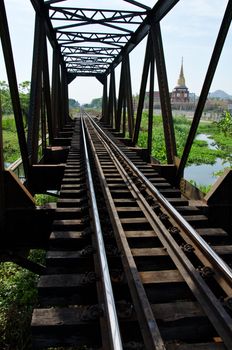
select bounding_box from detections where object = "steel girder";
[0,0,230,186]
[33,0,180,77]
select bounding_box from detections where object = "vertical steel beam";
[108,69,117,129]
[51,48,61,137]
[177,0,232,180]
[108,70,114,128]
[42,35,53,144]
[60,62,67,128]
[124,55,134,138]
[133,35,152,145]
[102,77,108,123]
[41,85,46,155]
[116,62,125,132]
[0,0,30,179]
[150,22,177,164]
[27,13,44,164]
[122,98,126,137]
[148,46,155,156]
[61,62,69,125]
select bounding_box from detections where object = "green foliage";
[0,81,12,114]
[2,117,20,163]
[213,166,231,177]
[1,81,30,164]
[19,81,30,113]
[69,98,80,109]
[0,81,30,117]
[137,112,231,167]
[0,250,45,350]
[188,140,225,165]
[84,97,102,110]
[214,110,232,136]
[34,193,58,206]
[138,113,192,163]
[189,180,212,194]
[2,115,16,132]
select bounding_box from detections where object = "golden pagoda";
[171,57,189,103]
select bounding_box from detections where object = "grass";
[0,250,46,350]
[189,180,212,194]
[2,116,20,163]
[34,193,58,206]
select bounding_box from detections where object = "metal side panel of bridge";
[29,113,232,349]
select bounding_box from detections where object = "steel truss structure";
[0,0,231,262]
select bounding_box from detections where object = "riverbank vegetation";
[137,112,232,167]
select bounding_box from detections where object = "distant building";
[171,58,189,103]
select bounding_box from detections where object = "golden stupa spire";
[177,57,186,87]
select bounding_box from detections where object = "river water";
[184,134,231,186]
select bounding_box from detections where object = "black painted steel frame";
[0,0,231,186]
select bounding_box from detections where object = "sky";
[0,0,231,104]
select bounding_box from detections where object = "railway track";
[31,113,232,349]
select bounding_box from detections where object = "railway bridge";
[0,0,232,349]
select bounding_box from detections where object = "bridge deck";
[31,115,232,349]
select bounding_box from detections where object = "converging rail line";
[31,114,232,350]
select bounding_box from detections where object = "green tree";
[215,110,232,136]
[19,81,30,126]
[84,97,102,109]
[0,81,12,114]
[0,81,30,121]
[69,98,80,108]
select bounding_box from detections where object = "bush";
[0,250,45,350]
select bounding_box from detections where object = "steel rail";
[84,115,232,347]
[83,117,166,350]
[86,113,232,283]
[80,115,123,350]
